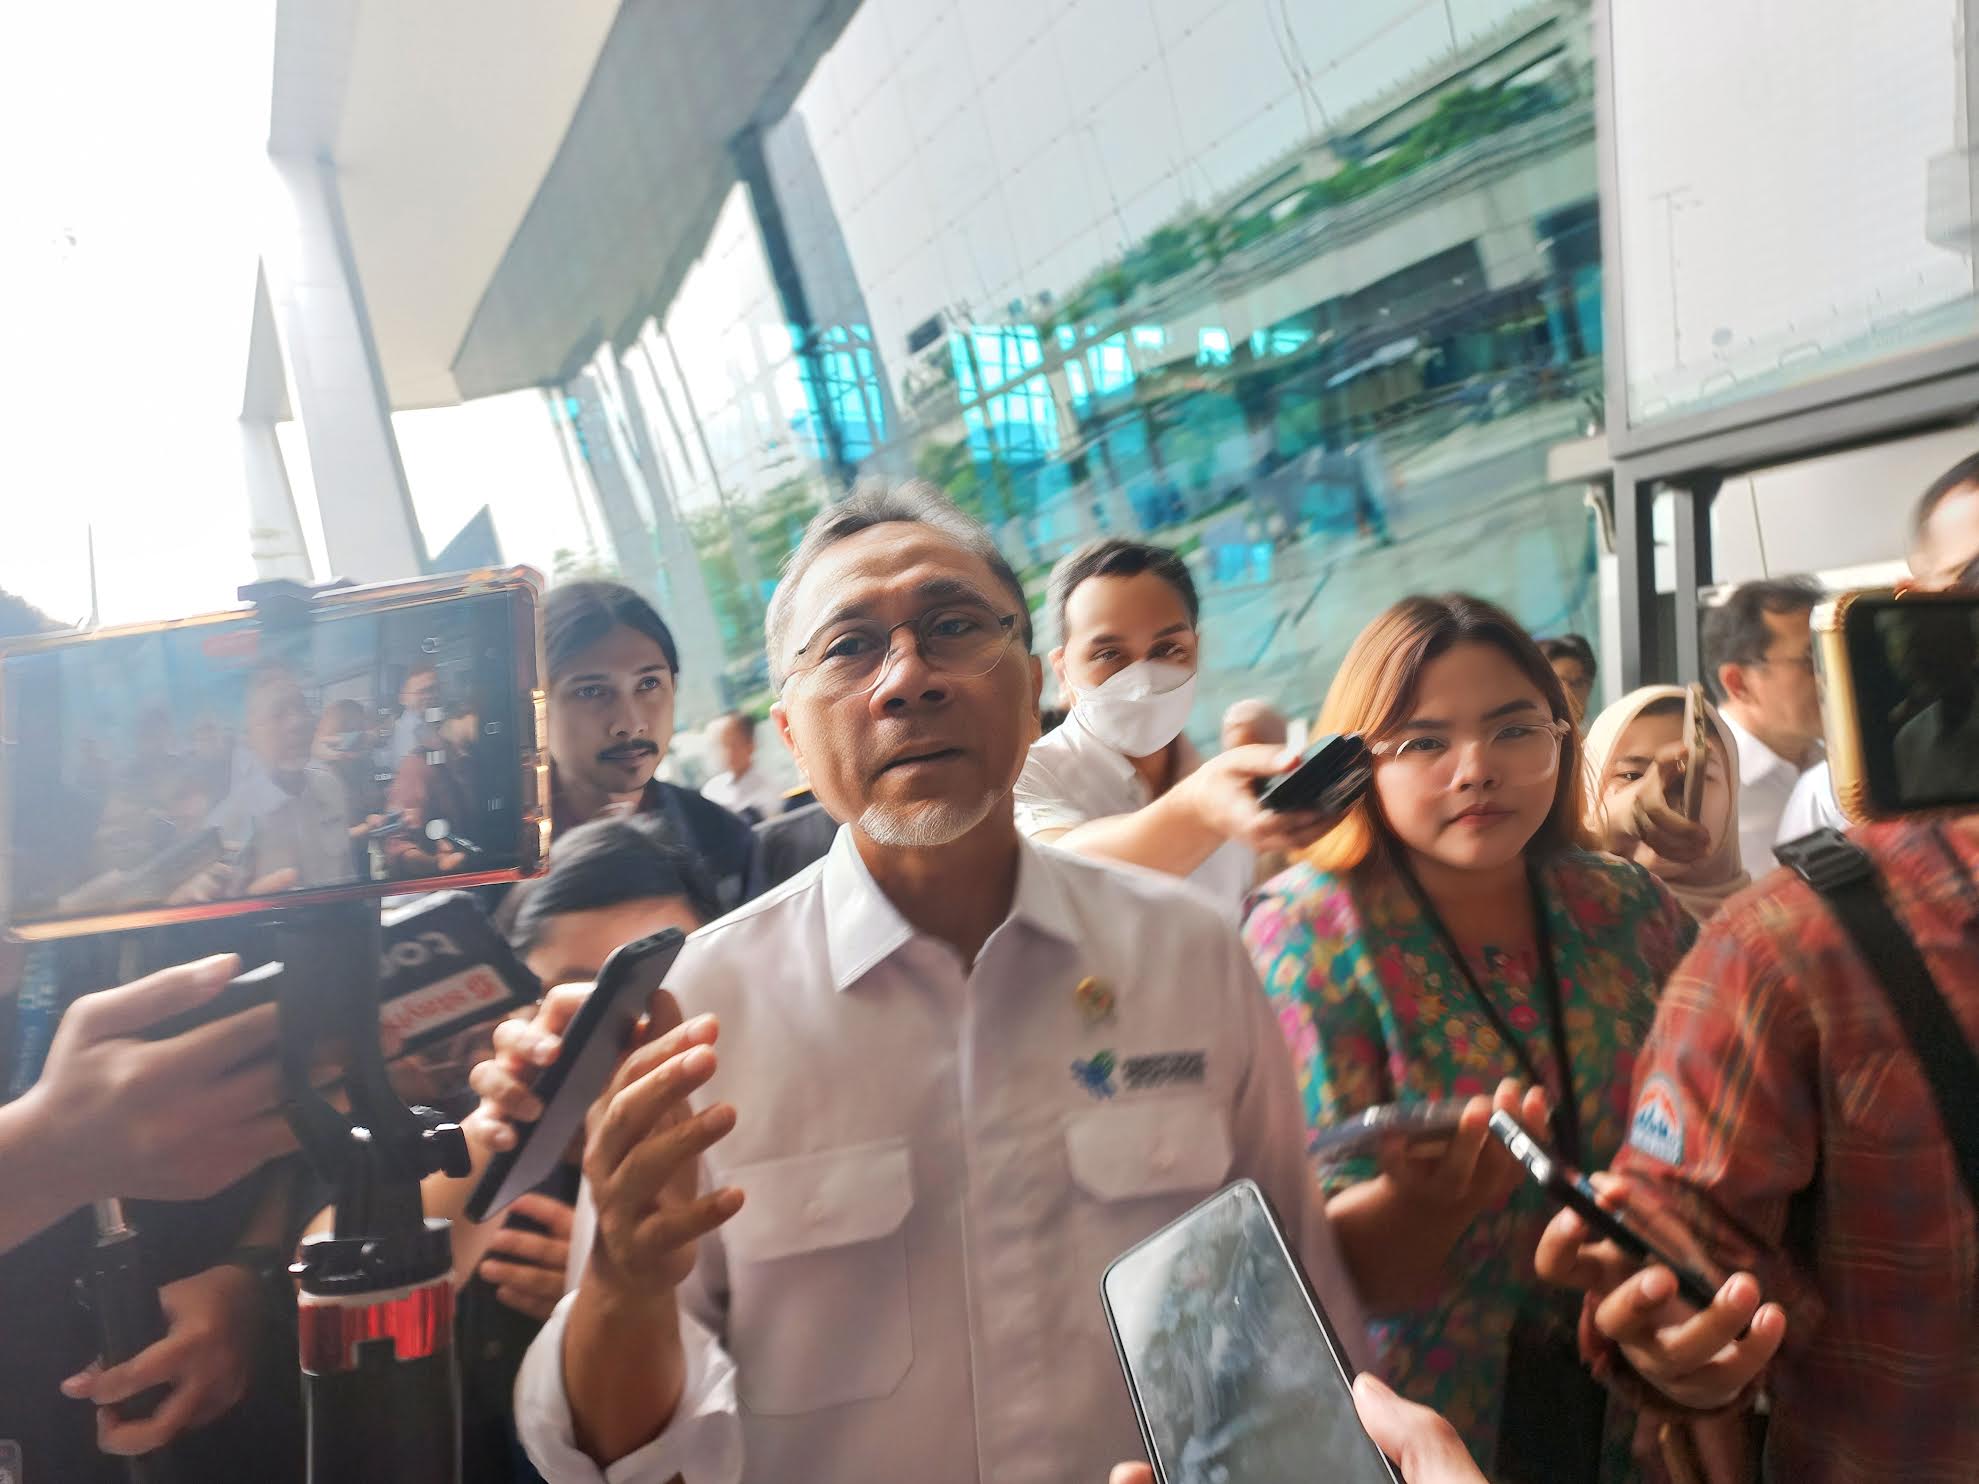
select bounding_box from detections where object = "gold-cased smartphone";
[1814,587,1979,824]
[0,568,548,940]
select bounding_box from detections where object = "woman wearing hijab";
[1584,686,1752,921]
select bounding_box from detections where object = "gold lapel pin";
[1075,975,1117,1026]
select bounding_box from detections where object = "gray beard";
[858,790,998,849]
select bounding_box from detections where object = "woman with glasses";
[1243,594,1696,1483]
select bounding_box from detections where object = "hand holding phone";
[1530,1161,1788,1414]
[1253,732,1371,815]
[1491,1111,1717,1308]
[465,929,687,1222]
[1103,1181,1401,1484]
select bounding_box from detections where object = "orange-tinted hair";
[1304,593,1593,876]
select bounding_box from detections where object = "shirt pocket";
[1065,1098,1235,1202]
[720,1139,915,1416]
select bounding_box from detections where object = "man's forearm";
[564,1272,689,1466]
[1053,786,1222,876]
[0,1091,90,1256]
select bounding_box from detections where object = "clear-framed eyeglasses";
[1366,716,1572,787]
[781,599,1021,699]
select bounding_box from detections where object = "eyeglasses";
[1754,652,1817,676]
[782,600,1021,698]
[1367,717,1571,786]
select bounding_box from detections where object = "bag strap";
[1777,828,1979,1216]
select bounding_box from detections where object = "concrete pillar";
[240,265,313,583]
[264,154,427,580]
[560,371,723,726]
[239,419,312,582]
[612,353,730,723]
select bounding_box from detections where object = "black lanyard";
[1394,856,1583,1165]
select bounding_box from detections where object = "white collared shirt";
[1012,711,1254,918]
[1775,759,1849,847]
[516,828,1364,1484]
[206,754,353,889]
[1720,711,1813,876]
[701,766,782,824]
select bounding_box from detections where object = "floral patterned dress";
[1244,849,1696,1480]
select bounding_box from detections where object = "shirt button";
[803,1198,830,1225]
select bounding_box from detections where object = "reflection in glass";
[526,0,1613,737]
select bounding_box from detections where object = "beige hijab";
[1584,685,1751,920]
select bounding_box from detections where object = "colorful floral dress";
[1244,849,1696,1480]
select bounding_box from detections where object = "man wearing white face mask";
[1015,539,1336,916]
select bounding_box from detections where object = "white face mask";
[1072,659,1197,757]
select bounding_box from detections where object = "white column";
[239,419,313,582]
[264,153,427,581]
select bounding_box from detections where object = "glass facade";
[1611,0,1977,432]
[533,0,1613,738]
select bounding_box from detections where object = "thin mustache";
[598,740,659,759]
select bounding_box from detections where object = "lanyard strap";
[1395,856,1582,1164]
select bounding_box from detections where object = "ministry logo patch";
[1628,1075,1684,1168]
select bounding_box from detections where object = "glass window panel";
[1612,0,1975,429]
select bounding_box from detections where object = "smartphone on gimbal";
[0,568,549,941]
[1815,588,1979,821]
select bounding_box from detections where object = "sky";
[0,1,276,627]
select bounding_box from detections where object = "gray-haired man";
[480,482,1368,1483]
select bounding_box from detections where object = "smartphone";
[465,928,688,1222]
[1680,684,1710,823]
[1488,1111,1718,1310]
[1815,587,1979,820]
[1254,732,1371,815]
[1308,1099,1470,1165]
[0,567,547,940]
[1102,1180,1400,1484]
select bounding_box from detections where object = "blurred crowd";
[2,453,1977,1484]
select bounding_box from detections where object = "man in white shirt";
[1701,578,1826,874]
[497,481,1368,1484]
[207,660,353,890]
[700,711,782,825]
[1014,539,1332,916]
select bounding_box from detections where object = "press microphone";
[139,892,539,1059]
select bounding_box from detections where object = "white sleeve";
[514,1293,741,1484]
[515,1180,743,1484]
[1011,752,1092,837]
[1215,923,1373,1370]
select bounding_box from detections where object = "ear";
[770,702,809,787]
[1028,654,1045,723]
[1048,646,1068,700]
[1716,662,1750,706]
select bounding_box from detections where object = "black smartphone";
[1488,1110,1718,1310]
[1253,732,1371,814]
[1102,1180,1400,1484]
[465,928,688,1223]
[1308,1099,1470,1165]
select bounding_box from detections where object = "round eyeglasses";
[1366,717,1571,787]
[782,600,1021,698]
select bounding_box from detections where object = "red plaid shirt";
[1614,816,1979,1482]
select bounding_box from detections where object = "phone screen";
[1841,593,1979,812]
[1,577,541,936]
[1103,1181,1396,1484]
